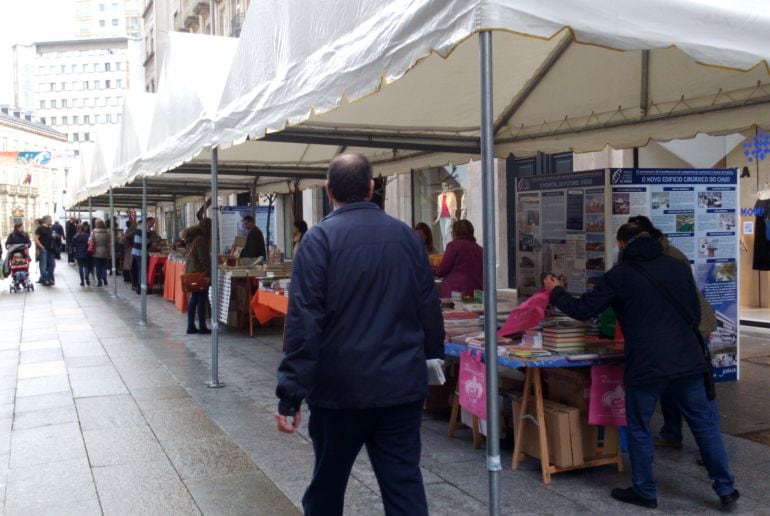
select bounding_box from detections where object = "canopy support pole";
[208,147,224,388]
[641,50,650,116]
[139,177,148,325]
[110,187,117,298]
[480,30,501,516]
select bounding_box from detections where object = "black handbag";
[627,261,716,400]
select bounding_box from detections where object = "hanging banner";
[610,168,739,382]
[515,170,609,296]
[0,151,51,166]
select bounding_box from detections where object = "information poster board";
[516,170,609,297]
[219,205,276,254]
[610,168,739,381]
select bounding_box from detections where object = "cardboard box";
[546,367,591,414]
[512,396,583,468]
[547,367,619,460]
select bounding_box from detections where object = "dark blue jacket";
[72,233,90,260]
[277,202,445,414]
[550,235,706,387]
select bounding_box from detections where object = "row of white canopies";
[72,0,770,208]
[71,3,770,510]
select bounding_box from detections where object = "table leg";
[512,367,533,470]
[248,279,253,337]
[532,369,552,484]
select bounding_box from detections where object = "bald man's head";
[326,153,373,204]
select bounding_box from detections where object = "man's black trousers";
[303,400,427,516]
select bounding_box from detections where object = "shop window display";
[412,164,469,252]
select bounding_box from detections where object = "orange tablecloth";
[147,255,167,291]
[162,260,187,313]
[250,290,288,324]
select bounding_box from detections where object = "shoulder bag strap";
[626,261,707,354]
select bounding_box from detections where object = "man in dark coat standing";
[65,217,77,264]
[240,215,266,259]
[545,224,738,510]
[276,153,445,515]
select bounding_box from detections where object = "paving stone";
[64,354,113,368]
[76,395,146,430]
[92,459,202,516]
[68,365,128,398]
[17,360,67,379]
[60,340,106,358]
[19,348,64,365]
[187,470,301,515]
[14,391,74,414]
[15,374,71,398]
[129,384,190,401]
[161,435,256,481]
[119,366,179,390]
[19,339,61,351]
[83,425,165,467]
[12,404,78,430]
[9,422,87,468]
[143,406,227,442]
[5,457,98,515]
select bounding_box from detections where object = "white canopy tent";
[67,4,770,510]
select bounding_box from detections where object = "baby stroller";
[4,244,34,293]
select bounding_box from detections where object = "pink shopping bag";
[497,289,550,338]
[589,365,627,426]
[459,350,486,420]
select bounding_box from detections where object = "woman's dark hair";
[13,222,23,231]
[327,153,372,204]
[451,219,475,242]
[414,222,435,253]
[616,223,650,243]
[294,220,308,235]
[627,215,662,239]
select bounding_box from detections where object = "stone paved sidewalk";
[2,262,770,514]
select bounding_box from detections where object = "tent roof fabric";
[72,0,770,203]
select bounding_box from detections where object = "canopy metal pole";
[208,147,224,388]
[88,197,92,225]
[110,187,117,297]
[479,30,501,516]
[139,177,148,325]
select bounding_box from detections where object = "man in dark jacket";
[240,215,266,260]
[276,153,445,515]
[65,217,77,264]
[545,224,737,510]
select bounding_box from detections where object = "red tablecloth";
[250,290,288,324]
[147,255,167,291]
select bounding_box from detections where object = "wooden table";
[444,342,624,484]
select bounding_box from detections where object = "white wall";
[466,159,508,289]
[574,147,633,171]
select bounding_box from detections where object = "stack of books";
[542,322,586,353]
[521,330,543,348]
[443,311,482,340]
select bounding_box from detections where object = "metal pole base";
[206,382,225,388]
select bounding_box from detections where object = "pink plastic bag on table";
[589,364,627,426]
[497,289,550,338]
[459,350,486,419]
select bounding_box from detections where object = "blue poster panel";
[610,169,739,382]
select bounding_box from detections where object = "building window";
[112,19,119,26]
[60,65,66,73]
[61,82,66,91]
[74,150,79,157]
[95,80,101,89]
[50,117,56,125]
[73,133,79,142]
[95,114,101,123]
[105,79,111,89]
[116,113,121,123]
[105,62,111,71]
[40,117,45,125]
[83,81,89,90]
[99,3,105,11]
[116,62,122,71]
[116,79,122,88]
[73,115,79,125]
[61,99,68,108]
[99,19,106,27]
[50,82,56,91]
[72,64,77,73]
[62,116,68,125]
[106,114,112,123]
[39,100,45,109]
[84,133,90,141]
[84,115,90,124]
[51,99,57,108]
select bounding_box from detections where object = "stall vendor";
[240,215,266,259]
[435,219,482,298]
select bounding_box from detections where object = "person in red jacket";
[435,219,483,298]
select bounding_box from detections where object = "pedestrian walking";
[544,223,738,510]
[90,219,111,287]
[276,153,445,516]
[65,217,77,264]
[72,223,91,286]
[182,218,211,334]
[33,215,56,286]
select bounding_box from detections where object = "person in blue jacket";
[544,223,738,511]
[275,153,445,516]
